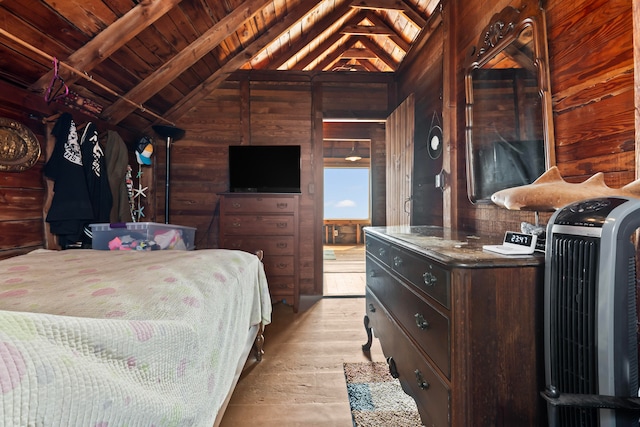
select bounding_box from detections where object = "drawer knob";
[393,256,403,267]
[276,203,288,209]
[276,222,287,228]
[276,242,288,249]
[368,303,376,313]
[414,369,430,390]
[423,271,437,286]
[414,313,429,330]
[232,202,241,208]
[378,248,386,257]
[231,221,241,228]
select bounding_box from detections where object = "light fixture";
[345,144,361,162]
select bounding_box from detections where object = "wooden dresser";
[219,192,300,312]
[363,226,546,427]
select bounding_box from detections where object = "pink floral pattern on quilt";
[0,249,271,426]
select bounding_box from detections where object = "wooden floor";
[323,244,365,296]
[219,297,385,426]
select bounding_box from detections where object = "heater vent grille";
[549,234,600,425]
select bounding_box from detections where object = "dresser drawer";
[221,214,295,235]
[221,196,296,213]
[263,255,295,276]
[365,290,450,427]
[367,256,451,378]
[268,276,295,298]
[220,236,294,256]
[365,234,391,267]
[390,247,451,310]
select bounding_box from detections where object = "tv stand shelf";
[219,192,300,312]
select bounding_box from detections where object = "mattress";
[0,248,271,427]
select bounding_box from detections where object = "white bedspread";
[0,249,271,427]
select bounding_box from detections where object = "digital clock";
[506,231,533,246]
[482,231,537,255]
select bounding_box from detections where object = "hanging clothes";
[44,112,94,248]
[80,122,112,243]
[105,130,133,223]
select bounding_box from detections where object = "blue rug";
[343,361,423,427]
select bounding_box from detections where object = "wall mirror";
[465,1,555,203]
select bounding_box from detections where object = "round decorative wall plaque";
[0,117,41,172]
[427,123,443,160]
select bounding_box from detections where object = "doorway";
[322,144,370,296]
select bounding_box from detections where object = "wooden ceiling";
[0,0,440,133]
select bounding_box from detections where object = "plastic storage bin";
[89,222,196,250]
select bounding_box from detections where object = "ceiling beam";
[351,0,426,28]
[350,0,406,11]
[364,11,410,52]
[341,24,398,37]
[341,47,378,59]
[29,0,182,92]
[290,9,369,71]
[101,0,274,124]
[264,2,357,70]
[161,0,321,123]
[355,35,399,70]
[29,0,183,93]
[316,38,359,71]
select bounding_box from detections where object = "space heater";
[542,196,640,426]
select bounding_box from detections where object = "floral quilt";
[0,248,271,427]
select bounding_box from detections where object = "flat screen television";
[228,145,301,193]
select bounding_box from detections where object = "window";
[324,168,370,219]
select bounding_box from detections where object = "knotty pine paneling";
[170,76,391,297]
[415,0,635,236]
[398,20,444,227]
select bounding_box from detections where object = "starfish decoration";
[137,169,143,178]
[133,206,145,219]
[133,184,148,199]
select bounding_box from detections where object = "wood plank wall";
[0,0,635,289]
[162,73,392,296]
[397,0,634,236]
[398,19,445,227]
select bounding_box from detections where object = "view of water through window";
[324,168,370,219]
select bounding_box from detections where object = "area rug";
[323,248,336,260]
[343,361,423,427]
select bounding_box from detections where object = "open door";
[385,94,415,226]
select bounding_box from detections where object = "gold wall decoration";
[0,117,41,172]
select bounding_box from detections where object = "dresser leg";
[362,314,373,352]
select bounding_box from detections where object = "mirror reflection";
[465,3,554,204]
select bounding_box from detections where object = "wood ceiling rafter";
[318,36,361,71]
[351,0,426,28]
[260,1,357,70]
[161,0,323,124]
[352,35,399,69]
[101,0,274,124]
[277,1,420,74]
[0,0,433,128]
[29,0,183,94]
[364,11,411,51]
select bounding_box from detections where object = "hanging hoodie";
[44,113,94,248]
[105,130,133,223]
[80,122,112,243]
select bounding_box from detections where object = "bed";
[0,248,271,427]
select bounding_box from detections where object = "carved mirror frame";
[464,1,555,203]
